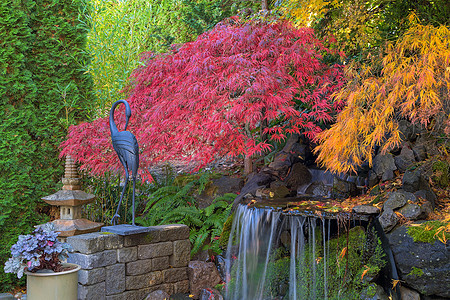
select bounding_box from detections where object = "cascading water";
[225,203,390,300]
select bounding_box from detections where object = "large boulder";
[379,208,399,232]
[372,153,397,182]
[402,169,431,193]
[394,145,416,173]
[267,152,294,179]
[285,162,312,190]
[188,261,222,299]
[386,226,450,298]
[384,191,409,210]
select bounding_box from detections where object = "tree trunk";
[261,0,268,10]
[244,155,253,175]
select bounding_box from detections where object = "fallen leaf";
[339,247,347,260]
[361,265,370,280]
[392,279,401,289]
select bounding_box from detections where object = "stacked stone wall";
[67,224,190,300]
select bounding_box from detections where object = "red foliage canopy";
[60,17,345,179]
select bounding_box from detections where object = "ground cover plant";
[61,16,345,178]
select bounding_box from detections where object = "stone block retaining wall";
[67,224,191,300]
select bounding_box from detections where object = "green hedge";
[0,0,93,291]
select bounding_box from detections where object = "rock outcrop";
[387,226,450,298]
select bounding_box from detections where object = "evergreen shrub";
[0,0,92,291]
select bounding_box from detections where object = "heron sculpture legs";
[111,165,137,226]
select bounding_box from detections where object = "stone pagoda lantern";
[42,156,103,240]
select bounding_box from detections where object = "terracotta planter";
[25,263,81,300]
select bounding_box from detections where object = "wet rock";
[414,190,436,208]
[188,261,222,299]
[386,225,450,298]
[255,188,271,198]
[214,255,227,282]
[268,152,294,178]
[270,180,287,189]
[266,180,291,198]
[199,288,223,300]
[394,146,416,173]
[272,185,291,198]
[305,182,330,197]
[372,153,397,182]
[384,191,408,210]
[197,176,244,209]
[332,176,358,199]
[379,208,399,232]
[352,205,380,215]
[232,172,274,209]
[400,286,420,300]
[402,169,432,193]
[145,290,170,300]
[398,203,422,220]
[285,163,312,190]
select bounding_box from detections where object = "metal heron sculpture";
[109,99,139,226]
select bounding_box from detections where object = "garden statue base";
[67,224,191,299]
[101,224,153,235]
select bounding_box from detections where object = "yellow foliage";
[315,22,450,173]
[280,0,384,55]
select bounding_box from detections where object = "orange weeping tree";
[315,18,450,174]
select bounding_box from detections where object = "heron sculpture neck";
[109,99,130,135]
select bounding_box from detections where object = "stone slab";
[67,232,106,254]
[78,282,106,300]
[102,225,153,236]
[78,267,105,285]
[0,293,14,300]
[68,250,116,269]
[105,263,125,295]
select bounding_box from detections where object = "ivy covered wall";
[0,0,93,290]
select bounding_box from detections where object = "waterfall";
[225,204,391,300]
[226,205,332,300]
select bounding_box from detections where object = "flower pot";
[25,263,81,300]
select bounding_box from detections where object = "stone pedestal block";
[67,224,190,300]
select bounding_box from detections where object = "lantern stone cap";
[52,219,103,237]
[42,189,95,206]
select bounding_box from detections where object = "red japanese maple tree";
[60,16,345,179]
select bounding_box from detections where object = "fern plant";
[136,171,235,257]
